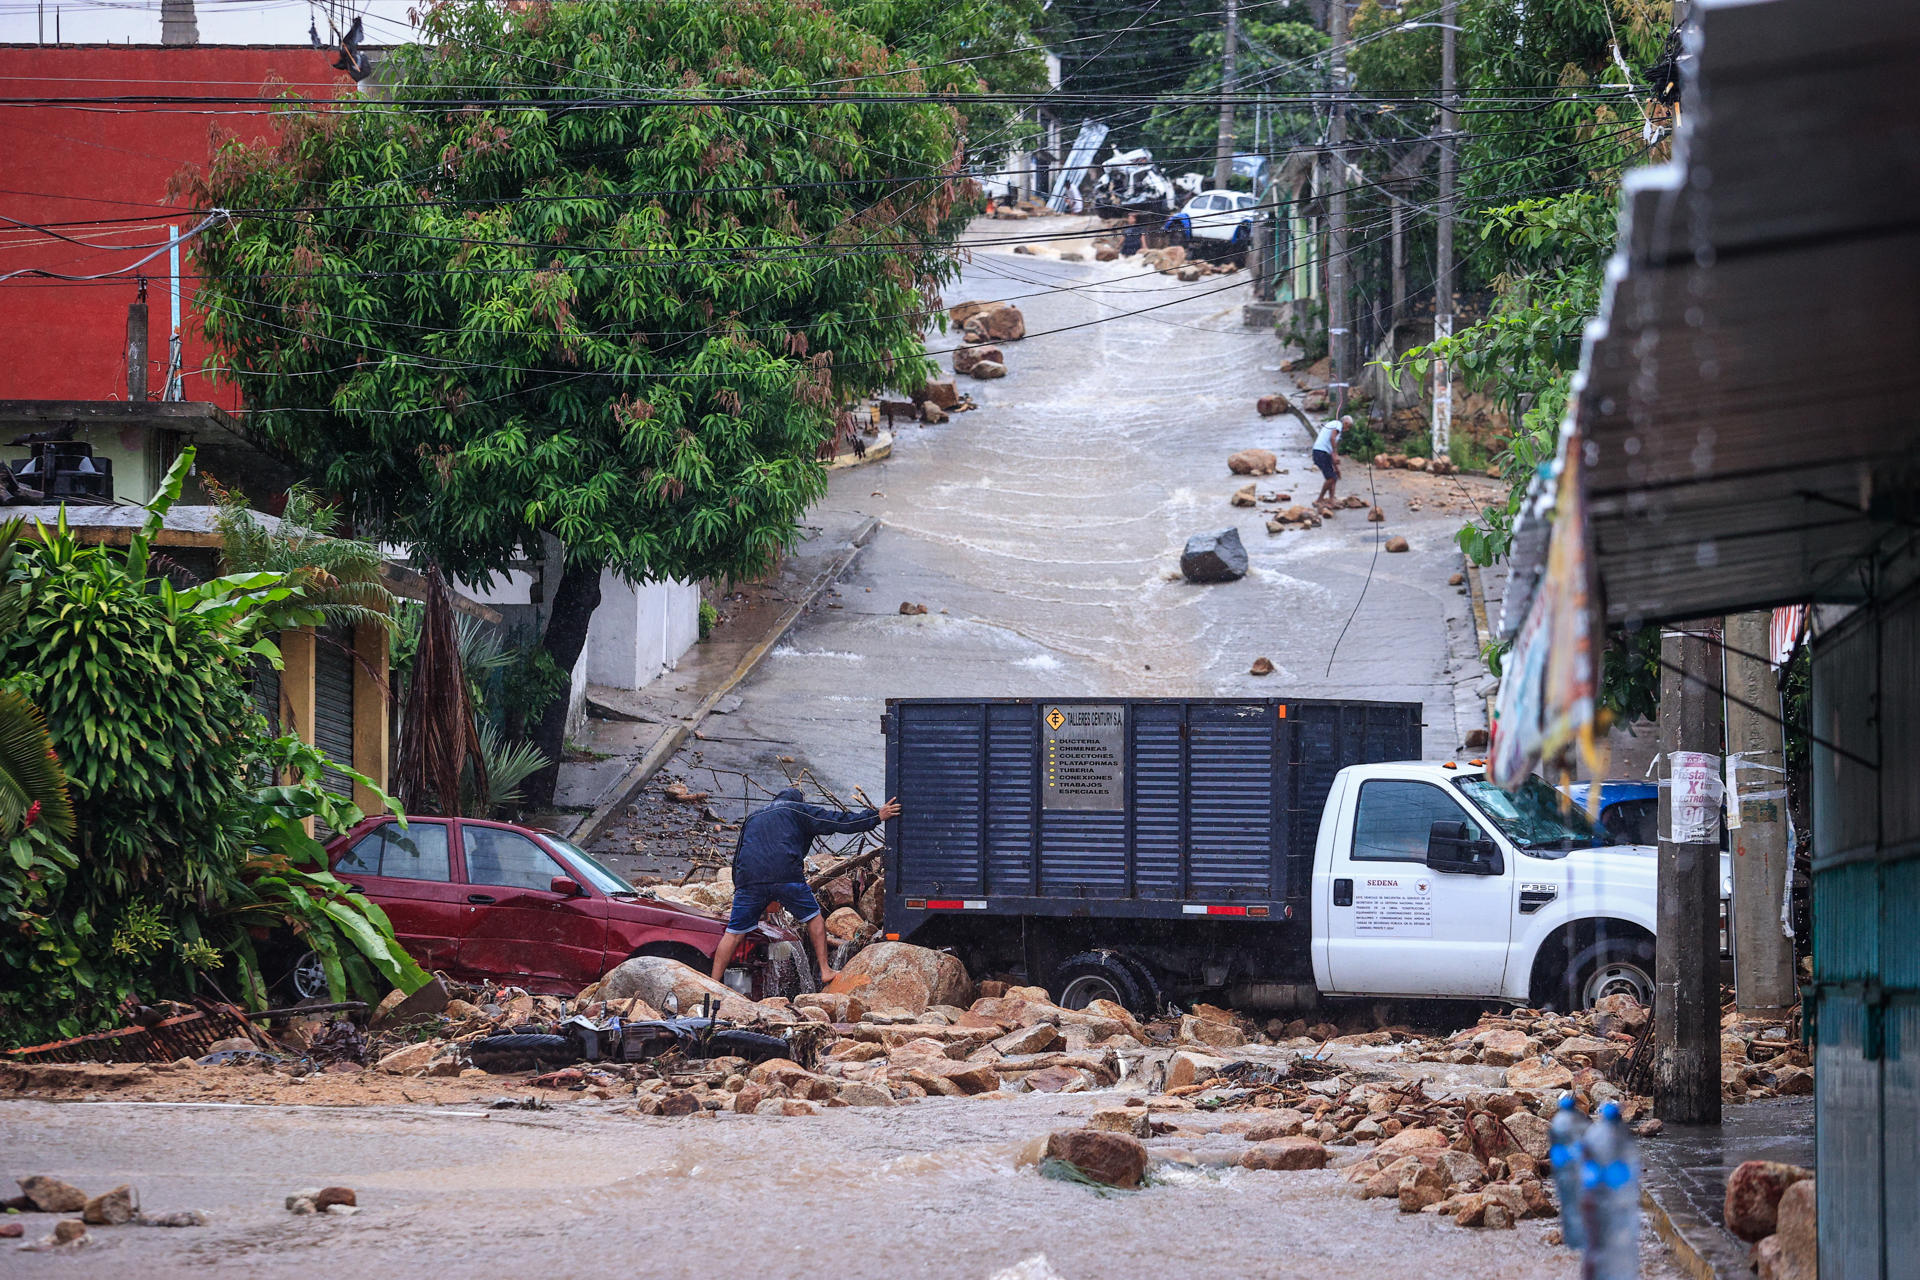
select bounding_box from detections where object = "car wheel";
[1566,937,1657,1009]
[469,1033,575,1074]
[1050,950,1151,1016]
[286,949,329,1002]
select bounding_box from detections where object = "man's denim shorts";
[726,880,823,933]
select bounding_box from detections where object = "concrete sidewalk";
[538,500,880,843]
[1639,1098,1814,1279]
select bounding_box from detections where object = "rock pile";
[4,1174,205,1245]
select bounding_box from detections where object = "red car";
[284,815,793,1001]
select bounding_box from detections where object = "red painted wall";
[0,45,352,405]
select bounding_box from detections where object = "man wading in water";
[709,787,901,985]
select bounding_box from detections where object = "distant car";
[1164,188,1262,246]
[284,815,797,1001]
[1561,782,1659,847]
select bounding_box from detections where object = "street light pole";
[1432,0,1457,458]
[1212,0,1239,190]
[1326,0,1349,408]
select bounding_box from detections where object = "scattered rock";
[1725,1160,1813,1242]
[825,941,973,1013]
[1228,449,1279,476]
[1501,1111,1552,1161]
[17,1176,87,1214]
[1266,505,1322,531]
[1230,483,1258,508]
[0,1222,20,1238]
[1180,528,1249,584]
[1044,1130,1148,1188]
[825,907,872,941]
[1241,1136,1329,1171]
[52,1220,86,1245]
[81,1185,134,1226]
[917,380,960,410]
[1256,394,1291,417]
[1367,506,1385,522]
[961,303,1026,344]
[969,360,1008,380]
[834,1081,896,1108]
[919,401,950,424]
[1176,265,1203,282]
[137,1210,208,1228]
[1178,1014,1246,1049]
[952,344,1003,375]
[1448,572,1465,586]
[1384,536,1410,553]
[899,602,929,615]
[1088,1107,1152,1138]
[1095,245,1119,262]
[1250,657,1275,677]
[314,1186,356,1211]
[1758,1179,1816,1280]
[1504,1056,1574,1092]
[371,975,449,1027]
[1378,1127,1453,1159]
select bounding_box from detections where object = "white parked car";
[1165,188,1262,245]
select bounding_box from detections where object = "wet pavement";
[1639,1097,1815,1276]
[2,1082,1689,1279]
[626,217,1503,821]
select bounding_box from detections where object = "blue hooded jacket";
[732,788,881,886]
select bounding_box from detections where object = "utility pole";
[1724,610,1798,1015]
[1431,0,1457,458]
[1212,0,1239,190]
[125,282,149,403]
[1325,0,1349,408]
[1655,623,1725,1125]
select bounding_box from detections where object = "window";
[1193,195,1221,211]
[1352,780,1483,862]
[335,822,451,882]
[463,826,566,892]
[1602,798,1659,847]
[1236,195,1257,210]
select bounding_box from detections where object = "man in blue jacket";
[708,787,901,985]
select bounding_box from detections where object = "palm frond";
[461,719,550,817]
[0,687,75,839]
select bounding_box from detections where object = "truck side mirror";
[1426,820,1504,875]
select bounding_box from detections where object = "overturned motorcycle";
[469,1000,792,1074]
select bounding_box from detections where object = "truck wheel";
[1113,953,1165,1017]
[1051,951,1151,1016]
[1566,938,1656,1009]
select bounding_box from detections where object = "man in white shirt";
[1313,415,1349,503]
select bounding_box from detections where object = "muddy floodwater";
[3,1086,1684,1279]
[660,225,1501,809]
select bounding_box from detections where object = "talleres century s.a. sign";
[1042,704,1125,811]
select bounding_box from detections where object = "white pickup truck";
[883,698,1728,1015]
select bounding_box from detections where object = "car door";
[1322,778,1514,996]
[453,822,610,989]
[330,820,466,972]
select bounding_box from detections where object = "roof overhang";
[1574,0,1920,628]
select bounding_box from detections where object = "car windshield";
[1453,776,1603,853]
[542,835,639,895]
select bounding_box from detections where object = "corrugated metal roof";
[1572,0,1920,627]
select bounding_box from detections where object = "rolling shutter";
[313,624,357,803]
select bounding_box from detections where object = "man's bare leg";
[806,914,838,984]
[710,931,746,983]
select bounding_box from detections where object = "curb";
[1466,561,1497,730]
[1641,1185,1737,1280]
[569,516,882,848]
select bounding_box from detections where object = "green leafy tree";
[0,454,425,1046]
[181,0,972,805]
[1140,18,1325,166]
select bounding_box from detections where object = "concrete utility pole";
[1654,623,1725,1125]
[125,292,149,403]
[1431,0,1457,457]
[1212,0,1240,190]
[1326,0,1350,406]
[1724,610,1798,1015]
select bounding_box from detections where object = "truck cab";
[1312,762,1730,1009]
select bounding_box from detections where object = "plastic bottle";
[1548,1094,1590,1251]
[1577,1100,1641,1280]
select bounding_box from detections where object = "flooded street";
[2,1083,1682,1279]
[664,221,1499,808]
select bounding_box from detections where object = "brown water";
[4,1081,1685,1279]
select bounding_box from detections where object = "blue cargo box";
[882,697,1422,936]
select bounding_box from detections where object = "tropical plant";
[180,0,975,807]
[0,452,424,1046]
[208,477,396,634]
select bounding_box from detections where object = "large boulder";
[1228,448,1278,475]
[1241,1137,1328,1171]
[600,955,736,1013]
[1757,1179,1816,1280]
[969,360,1008,380]
[1180,528,1248,584]
[1725,1160,1814,1242]
[952,343,1002,375]
[1256,394,1292,418]
[916,381,961,410]
[824,941,972,1013]
[962,303,1026,344]
[1045,1130,1148,1188]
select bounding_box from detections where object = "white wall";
[584,571,702,690]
